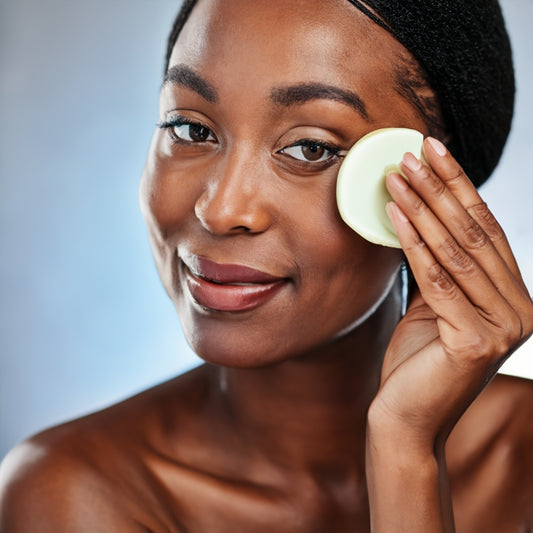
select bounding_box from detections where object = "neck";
[213,278,402,476]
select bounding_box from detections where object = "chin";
[185,335,286,369]
[180,313,334,369]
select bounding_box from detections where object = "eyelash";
[156,116,345,169]
[279,139,343,166]
[157,116,217,144]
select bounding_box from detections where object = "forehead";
[169,0,404,99]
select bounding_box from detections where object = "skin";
[1,1,532,531]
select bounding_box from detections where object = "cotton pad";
[336,127,424,248]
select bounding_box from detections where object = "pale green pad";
[336,128,424,248]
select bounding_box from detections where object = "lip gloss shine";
[183,257,287,312]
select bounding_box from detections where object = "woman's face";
[140,0,430,367]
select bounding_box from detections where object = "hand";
[372,137,533,445]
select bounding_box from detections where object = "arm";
[366,393,454,532]
[365,137,533,531]
[365,287,459,533]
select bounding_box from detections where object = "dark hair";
[165,0,197,75]
[163,0,515,188]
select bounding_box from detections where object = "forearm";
[365,415,455,533]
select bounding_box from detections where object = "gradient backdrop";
[1,0,532,459]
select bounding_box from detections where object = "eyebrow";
[270,83,369,120]
[162,66,368,119]
[163,64,219,103]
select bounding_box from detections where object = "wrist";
[365,408,452,533]
[366,397,451,457]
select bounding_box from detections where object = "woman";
[1,0,532,531]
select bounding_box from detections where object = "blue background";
[1,0,532,459]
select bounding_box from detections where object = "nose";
[195,152,273,235]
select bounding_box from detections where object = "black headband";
[344,0,515,188]
[165,0,515,187]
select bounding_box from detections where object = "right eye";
[158,117,217,144]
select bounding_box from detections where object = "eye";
[279,140,340,163]
[158,117,217,143]
[173,122,215,142]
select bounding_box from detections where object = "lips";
[182,256,288,312]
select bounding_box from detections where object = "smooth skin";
[1,1,532,531]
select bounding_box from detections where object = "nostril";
[231,225,251,232]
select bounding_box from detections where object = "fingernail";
[402,152,422,172]
[427,137,447,156]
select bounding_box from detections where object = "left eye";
[280,141,337,163]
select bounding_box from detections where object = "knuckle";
[469,334,493,358]
[446,313,527,369]
[444,167,467,188]
[404,233,426,255]
[468,202,504,241]
[505,311,531,347]
[421,168,447,196]
[446,332,490,362]
[440,237,476,275]
[461,217,488,250]
[427,262,456,296]
[494,318,521,356]
[465,315,522,363]
[410,195,427,215]
[451,332,497,366]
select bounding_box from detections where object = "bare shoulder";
[0,365,213,532]
[448,373,533,459]
[0,428,146,532]
[447,373,533,531]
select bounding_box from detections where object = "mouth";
[182,256,289,312]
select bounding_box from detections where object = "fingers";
[385,178,507,318]
[386,201,510,336]
[385,139,533,356]
[423,137,524,287]
[392,139,530,305]
[387,160,524,315]
[386,200,524,364]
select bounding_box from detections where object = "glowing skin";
[2,3,531,533]
[139,0,432,368]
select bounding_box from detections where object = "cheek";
[297,195,402,322]
[140,161,196,232]
[139,140,201,294]
[140,127,214,244]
